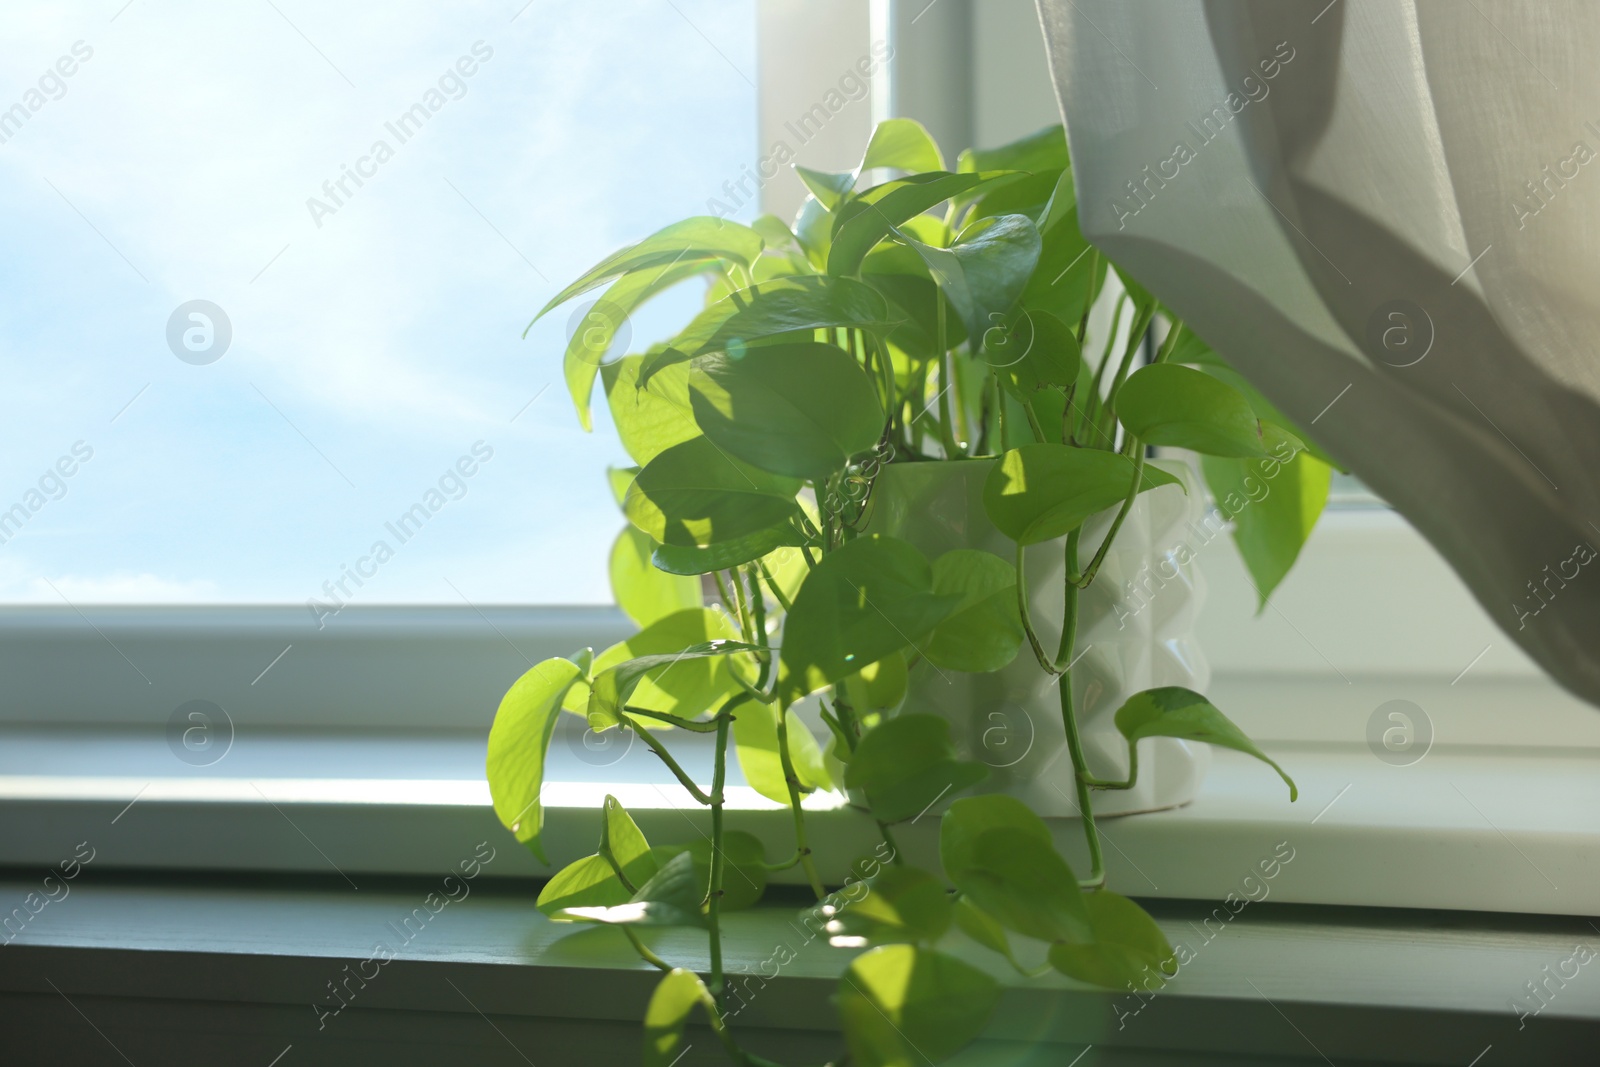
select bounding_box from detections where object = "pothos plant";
[487,119,1334,1066]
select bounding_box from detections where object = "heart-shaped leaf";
[609,525,701,628]
[532,217,764,323]
[1048,891,1178,991]
[830,865,953,945]
[733,701,833,804]
[587,607,746,724]
[602,354,700,467]
[486,656,584,862]
[837,945,1000,1067]
[689,341,885,479]
[828,172,992,277]
[651,520,808,575]
[643,969,718,1067]
[1201,439,1330,608]
[1115,686,1297,800]
[940,795,1091,943]
[983,444,1181,545]
[777,535,960,706]
[557,849,708,928]
[1117,363,1266,457]
[675,276,894,358]
[845,715,987,824]
[587,639,761,730]
[923,549,1023,673]
[625,437,803,548]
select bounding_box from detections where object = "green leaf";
[796,166,857,210]
[861,117,945,173]
[486,657,584,862]
[982,308,1083,398]
[957,124,1068,174]
[952,895,1026,972]
[603,354,700,467]
[609,526,702,628]
[1037,167,1078,234]
[1117,363,1266,457]
[607,466,640,507]
[777,535,960,706]
[845,715,988,824]
[558,850,709,928]
[794,194,834,267]
[940,795,1091,943]
[557,257,712,431]
[830,865,953,945]
[533,217,764,323]
[983,444,1181,546]
[1115,686,1297,800]
[1020,205,1103,327]
[626,437,804,548]
[751,213,801,251]
[828,172,991,278]
[589,607,746,724]
[643,969,717,1067]
[733,701,833,804]
[1202,442,1330,608]
[967,168,1059,221]
[588,639,760,731]
[1049,891,1178,991]
[599,794,662,889]
[837,945,1000,1067]
[899,214,1042,340]
[841,652,909,717]
[651,520,807,575]
[537,853,633,918]
[1194,356,1342,469]
[923,549,1023,673]
[689,341,885,479]
[674,275,895,357]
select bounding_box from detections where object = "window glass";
[0,1,755,606]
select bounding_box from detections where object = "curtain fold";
[1036,0,1600,707]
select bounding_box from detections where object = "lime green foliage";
[486,116,1330,1066]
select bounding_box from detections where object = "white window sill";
[3,721,1594,916]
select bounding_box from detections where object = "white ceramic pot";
[866,457,1211,817]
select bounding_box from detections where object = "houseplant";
[487,119,1332,1065]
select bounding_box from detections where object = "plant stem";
[1079,292,1126,441]
[730,568,754,643]
[713,571,735,615]
[775,704,827,900]
[998,384,1012,452]
[1015,543,1057,676]
[1022,398,1047,445]
[1071,446,1146,590]
[1056,528,1105,889]
[745,565,771,688]
[934,298,963,459]
[622,925,672,972]
[622,706,722,732]
[708,711,730,998]
[630,722,713,804]
[1101,309,1153,444]
[1153,319,1184,364]
[756,561,793,612]
[877,820,904,865]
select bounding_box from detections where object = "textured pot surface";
[867,457,1211,817]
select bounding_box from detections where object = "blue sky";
[0,0,756,604]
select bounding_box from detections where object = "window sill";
[0,871,1593,1065]
[2,724,1595,917]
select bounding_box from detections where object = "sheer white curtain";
[1036,0,1600,707]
